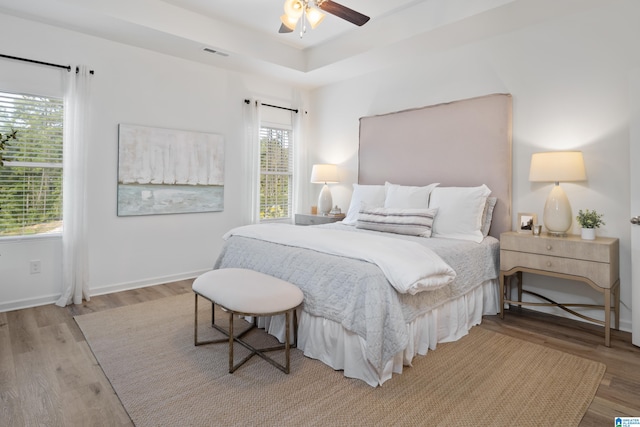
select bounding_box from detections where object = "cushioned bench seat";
[193,268,304,374]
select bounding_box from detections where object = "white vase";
[581,228,596,240]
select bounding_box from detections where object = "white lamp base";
[543,183,572,237]
[318,184,333,215]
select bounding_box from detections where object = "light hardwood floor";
[1,280,639,426]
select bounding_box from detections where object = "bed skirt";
[255,279,499,387]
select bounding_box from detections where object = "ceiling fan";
[279,0,370,37]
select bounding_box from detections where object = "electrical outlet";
[30,260,41,274]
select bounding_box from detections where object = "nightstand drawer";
[500,250,615,289]
[295,213,345,226]
[300,216,325,225]
[500,233,614,263]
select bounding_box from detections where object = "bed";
[214,93,512,386]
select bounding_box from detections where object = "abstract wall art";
[117,124,224,216]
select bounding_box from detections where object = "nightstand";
[499,231,620,346]
[294,213,345,226]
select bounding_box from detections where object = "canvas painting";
[117,124,224,216]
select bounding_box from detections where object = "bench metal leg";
[194,292,296,374]
[194,293,229,347]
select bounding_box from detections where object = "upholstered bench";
[192,268,304,374]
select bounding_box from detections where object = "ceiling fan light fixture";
[305,7,325,29]
[280,13,299,31]
[278,0,370,37]
[283,0,304,19]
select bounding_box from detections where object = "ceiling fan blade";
[318,0,370,26]
[279,23,294,33]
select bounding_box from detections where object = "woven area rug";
[75,293,605,427]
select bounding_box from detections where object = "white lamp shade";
[280,13,299,30]
[283,0,304,18]
[529,151,586,182]
[310,164,339,184]
[305,7,325,29]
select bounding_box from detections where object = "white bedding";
[262,279,499,386]
[224,223,456,295]
[215,223,500,386]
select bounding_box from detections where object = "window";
[0,91,64,237]
[259,125,293,221]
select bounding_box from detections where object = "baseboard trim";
[89,270,208,297]
[0,269,209,313]
[0,294,60,313]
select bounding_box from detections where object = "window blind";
[259,125,293,221]
[0,91,64,237]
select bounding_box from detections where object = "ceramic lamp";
[310,164,339,215]
[529,151,587,236]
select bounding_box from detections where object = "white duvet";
[223,223,456,295]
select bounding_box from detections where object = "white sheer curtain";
[242,99,262,224]
[56,65,91,307]
[292,91,306,216]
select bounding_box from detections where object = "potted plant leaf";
[575,209,605,240]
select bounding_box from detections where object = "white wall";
[307,2,640,331]
[0,14,301,310]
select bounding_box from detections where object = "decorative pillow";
[356,206,438,237]
[429,184,491,243]
[343,184,386,225]
[384,182,439,209]
[481,197,497,237]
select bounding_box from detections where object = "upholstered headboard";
[358,93,512,239]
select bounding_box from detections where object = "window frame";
[0,90,64,240]
[259,121,294,223]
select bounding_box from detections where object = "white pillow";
[343,184,386,225]
[384,182,439,209]
[356,206,438,237]
[429,185,491,243]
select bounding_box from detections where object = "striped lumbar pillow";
[356,206,438,237]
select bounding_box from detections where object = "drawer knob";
[546,245,552,250]
[546,261,552,267]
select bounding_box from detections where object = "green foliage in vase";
[576,209,605,229]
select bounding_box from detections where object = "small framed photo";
[517,213,537,233]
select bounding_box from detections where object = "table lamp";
[310,164,339,215]
[529,151,586,236]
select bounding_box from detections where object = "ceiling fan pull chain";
[300,4,307,38]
